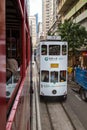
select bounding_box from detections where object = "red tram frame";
[0,0,31,130]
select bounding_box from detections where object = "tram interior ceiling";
[6,0,22,101]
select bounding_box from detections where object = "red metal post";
[21,0,26,77]
[0,0,6,130]
[6,0,31,129]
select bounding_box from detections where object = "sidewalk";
[68,80,81,93]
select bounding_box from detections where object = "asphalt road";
[32,61,87,130]
[66,81,87,130]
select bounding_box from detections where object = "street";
[65,81,87,130]
[32,62,87,130]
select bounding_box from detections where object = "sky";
[30,0,42,22]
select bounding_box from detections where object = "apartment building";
[29,16,37,49]
[38,22,42,38]
[57,0,87,30]
[42,0,57,37]
[26,0,30,17]
[35,13,39,34]
[57,0,87,67]
[42,0,60,36]
[42,0,50,37]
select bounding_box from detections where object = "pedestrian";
[68,66,73,81]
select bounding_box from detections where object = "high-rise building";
[29,16,37,48]
[58,0,87,30]
[38,22,42,38]
[42,0,50,37]
[42,0,58,37]
[35,13,38,34]
[57,0,87,67]
[26,0,30,17]
[53,0,57,24]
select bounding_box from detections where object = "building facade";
[57,0,87,67]
[42,0,57,37]
[38,22,42,38]
[35,13,39,34]
[26,0,30,17]
[57,0,87,30]
[42,0,59,36]
[29,16,37,49]
[42,0,50,37]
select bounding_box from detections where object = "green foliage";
[48,31,51,35]
[58,20,87,53]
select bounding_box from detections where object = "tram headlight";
[6,91,11,97]
[52,90,57,94]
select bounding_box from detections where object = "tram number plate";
[50,64,59,68]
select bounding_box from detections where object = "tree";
[58,20,87,66]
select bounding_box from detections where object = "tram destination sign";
[47,35,61,40]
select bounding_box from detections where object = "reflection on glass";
[41,45,47,55]
[41,70,49,82]
[62,45,67,55]
[50,71,58,83]
[49,45,60,55]
[6,68,20,99]
[60,70,66,82]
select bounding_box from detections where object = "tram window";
[50,71,58,83]
[62,45,67,55]
[6,59,20,99]
[41,45,47,55]
[41,70,49,82]
[60,70,66,82]
[7,37,17,58]
[49,45,60,55]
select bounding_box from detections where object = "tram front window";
[50,71,58,83]
[60,70,66,82]
[62,45,67,55]
[6,59,20,99]
[41,45,47,55]
[41,70,49,82]
[49,45,60,55]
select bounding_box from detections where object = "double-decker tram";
[36,36,68,100]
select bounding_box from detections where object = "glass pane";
[60,70,66,82]
[50,71,58,83]
[41,70,49,82]
[41,45,47,55]
[62,45,67,55]
[49,45,60,55]
[6,59,20,99]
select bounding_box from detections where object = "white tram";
[36,36,68,99]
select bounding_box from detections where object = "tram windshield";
[41,70,49,82]
[60,70,66,82]
[41,45,47,55]
[62,45,67,55]
[49,45,60,55]
[50,71,58,83]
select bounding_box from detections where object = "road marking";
[75,94,82,101]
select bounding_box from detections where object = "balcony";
[73,10,87,23]
[58,0,79,14]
